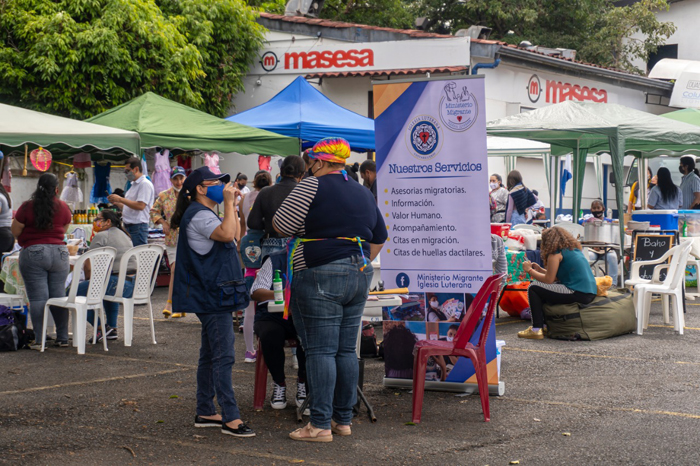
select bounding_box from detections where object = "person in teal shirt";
[519,227,597,340]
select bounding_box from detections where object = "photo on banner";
[382,292,426,321]
[373,75,499,390]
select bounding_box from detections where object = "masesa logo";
[405,115,442,161]
[438,81,478,132]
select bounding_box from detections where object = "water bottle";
[273,270,284,304]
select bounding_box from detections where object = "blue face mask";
[204,184,225,204]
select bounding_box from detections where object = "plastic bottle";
[273,270,284,304]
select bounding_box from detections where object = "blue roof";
[227,76,375,152]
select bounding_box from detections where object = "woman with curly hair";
[519,227,597,340]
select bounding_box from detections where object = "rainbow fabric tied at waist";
[283,236,368,319]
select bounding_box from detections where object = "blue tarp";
[227,77,375,152]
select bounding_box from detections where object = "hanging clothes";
[90,162,112,204]
[73,152,92,168]
[153,149,171,195]
[177,155,192,175]
[258,155,271,172]
[61,172,83,204]
[1,158,10,193]
[204,153,221,175]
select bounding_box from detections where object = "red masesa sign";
[546,80,608,103]
[284,49,374,70]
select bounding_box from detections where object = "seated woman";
[77,210,135,341]
[583,199,618,286]
[519,227,597,340]
[648,167,682,210]
[250,251,307,411]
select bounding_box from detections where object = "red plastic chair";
[253,337,298,411]
[411,273,505,423]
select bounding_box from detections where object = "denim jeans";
[588,249,619,286]
[19,244,70,341]
[77,275,134,328]
[125,223,148,246]
[290,256,373,429]
[196,312,241,423]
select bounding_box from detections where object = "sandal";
[331,420,351,436]
[162,300,173,318]
[171,312,186,318]
[289,423,333,443]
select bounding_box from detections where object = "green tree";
[0,0,265,119]
[319,0,415,29]
[415,0,676,74]
[247,0,286,14]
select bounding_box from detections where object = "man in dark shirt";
[360,159,377,203]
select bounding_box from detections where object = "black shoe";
[221,422,255,438]
[105,326,118,340]
[53,340,69,347]
[194,415,223,428]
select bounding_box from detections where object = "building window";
[648,44,678,73]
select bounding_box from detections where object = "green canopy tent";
[87,92,299,156]
[487,101,700,270]
[0,103,140,159]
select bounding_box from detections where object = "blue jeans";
[125,223,148,246]
[19,244,70,342]
[588,250,619,286]
[196,312,241,423]
[291,256,373,429]
[77,275,134,328]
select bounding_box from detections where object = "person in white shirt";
[235,173,251,196]
[108,156,155,246]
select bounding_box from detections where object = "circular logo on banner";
[396,273,410,288]
[260,52,278,72]
[527,74,542,103]
[405,115,442,161]
[438,82,478,132]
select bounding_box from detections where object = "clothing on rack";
[204,153,221,175]
[60,172,83,204]
[153,149,172,195]
[1,162,11,193]
[73,152,92,168]
[90,162,112,204]
[258,155,271,172]
[177,155,192,175]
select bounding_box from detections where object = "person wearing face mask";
[489,174,508,223]
[679,156,700,209]
[648,167,682,210]
[426,294,457,322]
[440,324,461,370]
[583,199,618,286]
[76,209,136,342]
[108,157,155,247]
[150,166,186,318]
[170,166,254,438]
[627,167,656,213]
[235,173,250,196]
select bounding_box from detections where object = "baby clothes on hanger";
[204,153,221,175]
[153,149,171,195]
[60,172,83,204]
[1,162,11,193]
[90,162,112,204]
[258,155,271,172]
[177,155,192,175]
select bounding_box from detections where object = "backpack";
[0,306,34,351]
[239,229,265,269]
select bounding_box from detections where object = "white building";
[229,12,677,215]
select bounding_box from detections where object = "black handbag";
[0,307,33,351]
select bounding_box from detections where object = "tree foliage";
[0,0,265,119]
[319,0,415,29]
[414,0,676,74]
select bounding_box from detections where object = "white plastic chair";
[41,247,116,354]
[104,244,164,346]
[553,222,584,241]
[633,241,692,335]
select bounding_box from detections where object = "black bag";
[0,307,33,351]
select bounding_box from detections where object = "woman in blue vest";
[170,166,254,438]
[519,226,597,340]
[273,138,387,442]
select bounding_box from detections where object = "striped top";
[273,174,387,272]
[680,172,700,209]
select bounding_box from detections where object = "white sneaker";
[270,383,287,410]
[296,381,310,416]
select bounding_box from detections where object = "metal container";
[584,220,613,243]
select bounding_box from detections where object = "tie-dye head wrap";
[308,137,351,164]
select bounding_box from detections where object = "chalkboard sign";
[633,234,675,281]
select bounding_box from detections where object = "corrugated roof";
[305,66,468,79]
[259,12,634,75]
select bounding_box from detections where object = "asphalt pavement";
[2,288,700,465]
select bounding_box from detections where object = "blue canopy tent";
[227,76,375,151]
